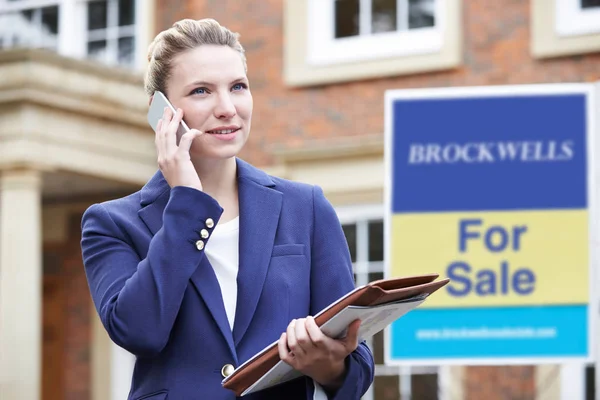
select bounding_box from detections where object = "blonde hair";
[144,18,247,96]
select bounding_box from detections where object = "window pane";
[374,375,400,400]
[335,0,359,38]
[409,0,435,29]
[41,6,59,35]
[342,224,357,263]
[88,0,108,30]
[368,220,384,262]
[118,36,134,65]
[370,272,385,366]
[20,9,34,22]
[118,0,135,26]
[40,6,59,49]
[411,373,438,399]
[582,0,600,9]
[585,365,594,400]
[87,39,107,61]
[372,0,397,33]
[370,271,383,284]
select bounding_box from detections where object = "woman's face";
[165,44,252,160]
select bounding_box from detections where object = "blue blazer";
[81,158,374,400]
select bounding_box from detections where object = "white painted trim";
[437,366,452,400]
[560,363,585,400]
[335,203,384,224]
[307,0,443,66]
[0,0,60,12]
[134,0,149,71]
[385,82,594,100]
[555,0,600,37]
[58,0,78,57]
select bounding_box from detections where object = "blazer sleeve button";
[195,240,205,251]
[221,364,235,378]
[206,218,215,229]
[200,229,209,239]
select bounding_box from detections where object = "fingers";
[178,129,203,153]
[165,108,183,151]
[155,107,172,166]
[305,316,329,349]
[294,318,314,354]
[278,332,292,365]
[341,319,361,352]
[157,107,201,155]
[155,117,164,154]
[286,319,307,358]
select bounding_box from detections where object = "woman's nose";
[214,94,236,119]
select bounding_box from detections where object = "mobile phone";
[147,90,190,143]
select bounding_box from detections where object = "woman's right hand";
[155,107,204,191]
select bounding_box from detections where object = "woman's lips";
[205,127,240,141]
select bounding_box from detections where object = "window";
[86,0,136,66]
[308,0,442,66]
[338,205,439,400]
[531,0,600,59]
[0,1,59,51]
[555,0,600,37]
[0,0,145,69]
[284,0,461,87]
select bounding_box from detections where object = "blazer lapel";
[233,160,282,346]
[189,259,237,362]
[137,170,237,361]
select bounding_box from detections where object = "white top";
[205,216,327,400]
[204,216,240,331]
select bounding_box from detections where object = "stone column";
[0,169,43,400]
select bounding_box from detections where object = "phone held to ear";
[147,90,191,144]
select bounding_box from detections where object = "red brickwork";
[43,212,91,400]
[465,366,536,400]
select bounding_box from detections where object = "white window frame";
[0,0,148,70]
[336,203,440,400]
[0,0,61,49]
[307,0,444,66]
[555,0,600,37]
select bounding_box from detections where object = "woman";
[81,18,374,400]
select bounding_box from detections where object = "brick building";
[0,0,599,399]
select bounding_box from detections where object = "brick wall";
[155,0,600,168]
[43,212,91,400]
[465,366,536,400]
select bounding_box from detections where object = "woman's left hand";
[277,316,361,390]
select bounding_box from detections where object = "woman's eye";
[191,87,207,95]
[232,83,247,91]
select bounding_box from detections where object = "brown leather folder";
[222,273,450,396]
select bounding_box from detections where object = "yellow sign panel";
[390,209,588,307]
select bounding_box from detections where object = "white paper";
[239,295,427,396]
